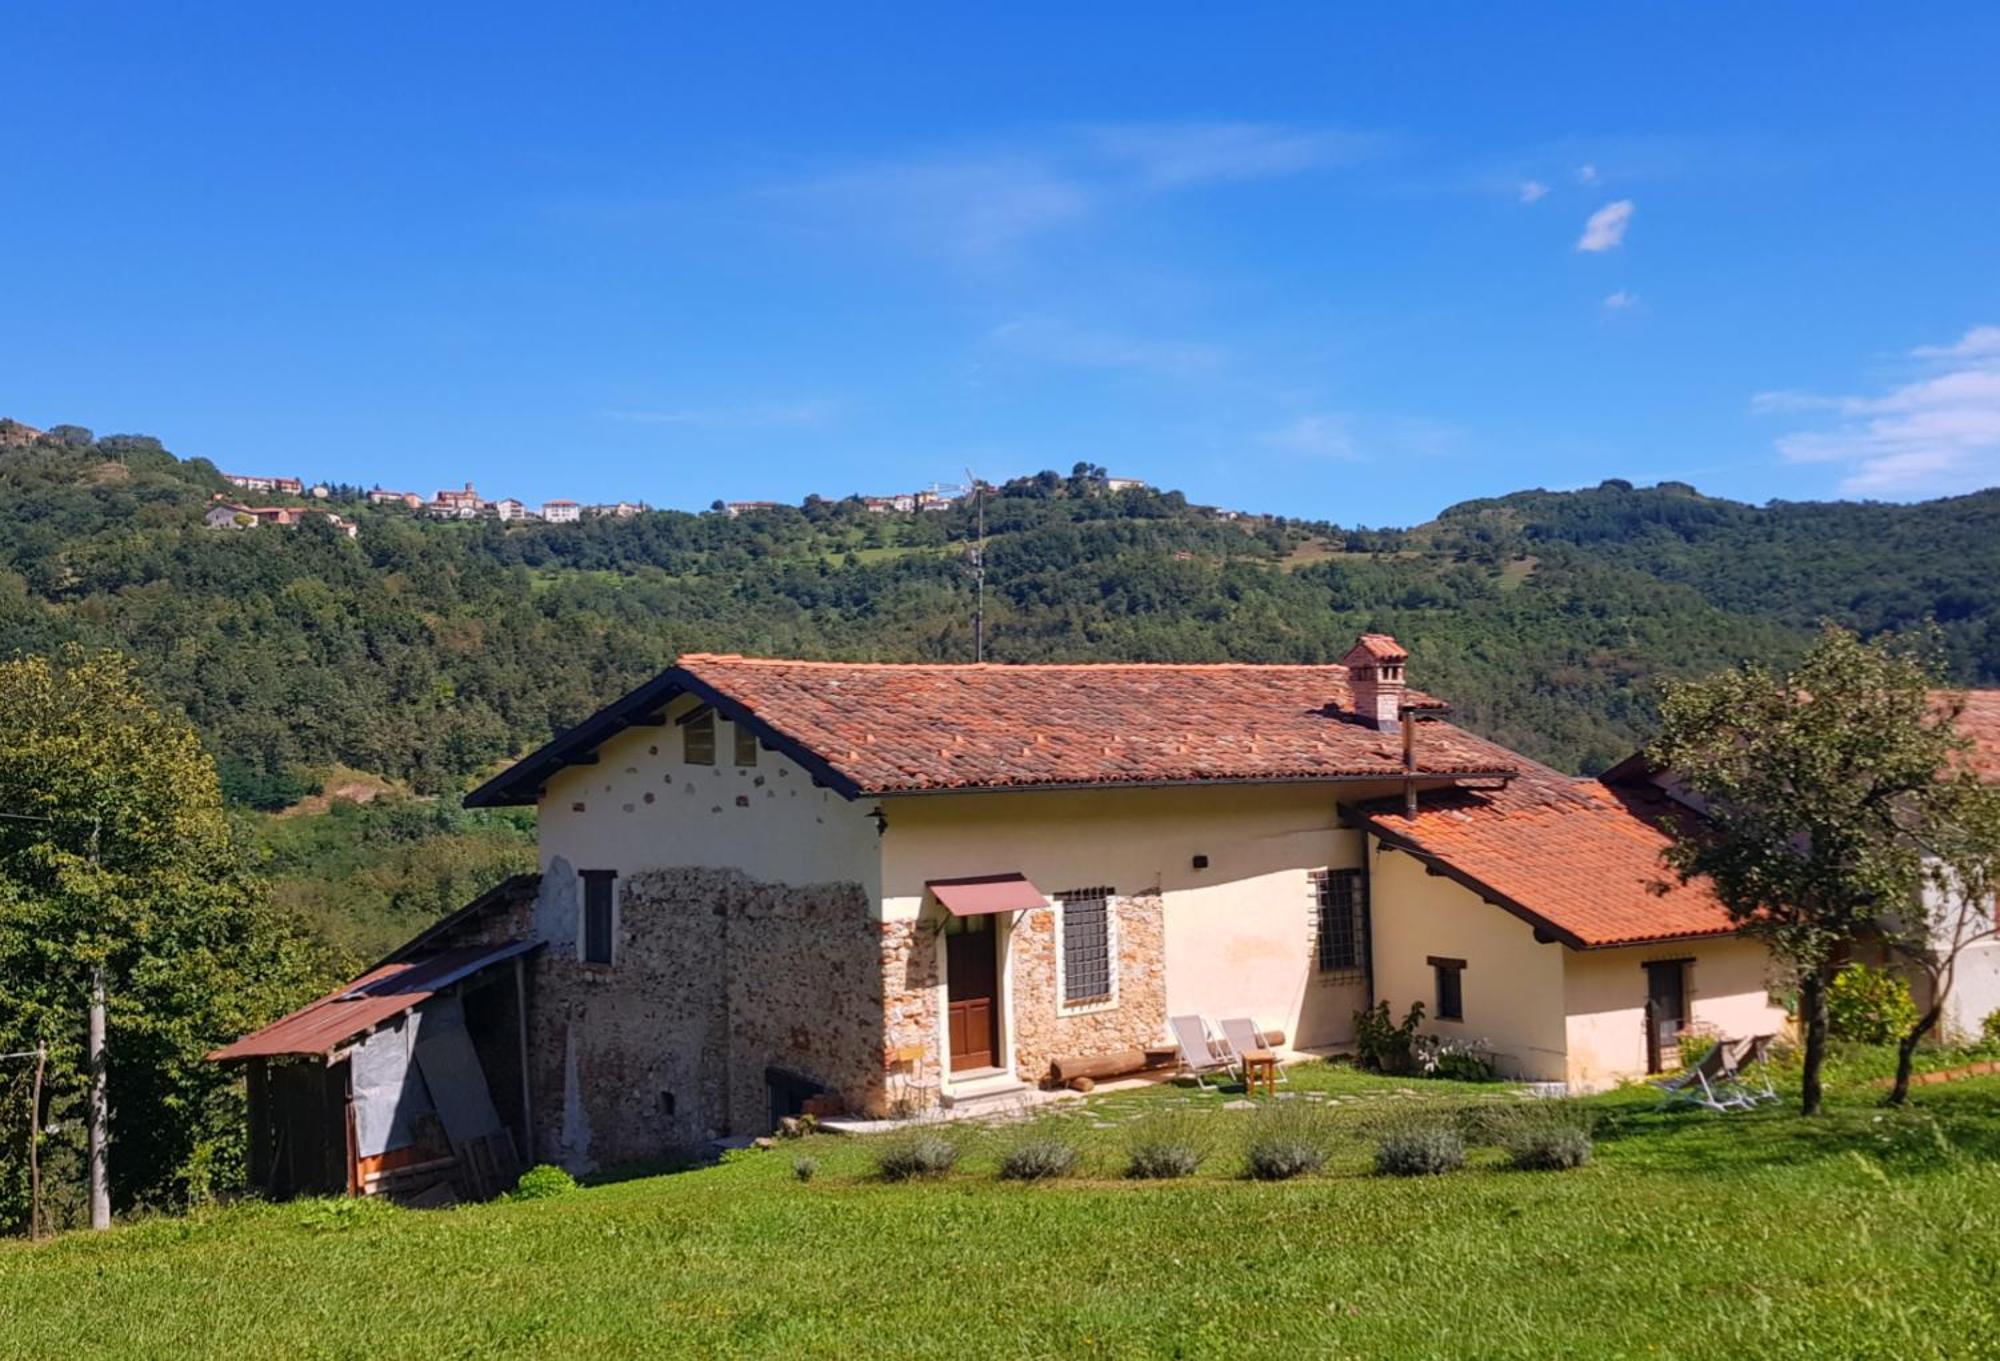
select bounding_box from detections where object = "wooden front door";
[945,915,1000,1073]
[1645,961,1689,1073]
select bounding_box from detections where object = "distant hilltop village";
[7,420,1190,544]
[205,469,1157,538]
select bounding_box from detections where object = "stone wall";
[1009,892,1167,1085]
[879,918,943,1110]
[515,865,885,1171]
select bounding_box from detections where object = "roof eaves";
[1359,818,1590,951]
[380,872,542,967]
[463,665,867,809]
[870,768,1519,798]
[463,669,691,808]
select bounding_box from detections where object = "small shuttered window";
[581,870,617,965]
[681,707,715,765]
[734,720,758,767]
[1430,957,1465,1021]
[1315,868,1367,977]
[1058,888,1114,1007]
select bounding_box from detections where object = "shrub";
[510,1164,579,1201]
[1374,1120,1466,1177]
[793,1157,817,1183]
[1243,1102,1332,1181]
[1827,963,1919,1046]
[1675,1029,1720,1071]
[875,1131,959,1182]
[1488,1102,1594,1171]
[1412,1033,1497,1082]
[1125,1108,1214,1180]
[1973,1009,2000,1056]
[999,1136,1080,1182]
[1353,1000,1426,1075]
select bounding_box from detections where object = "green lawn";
[5,1059,1999,1359]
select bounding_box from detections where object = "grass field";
[4,1057,1999,1359]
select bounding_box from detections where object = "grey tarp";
[411,992,504,1144]
[349,1014,434,1158]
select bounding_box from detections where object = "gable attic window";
[680,705,715,765]
[1313,868,1367,979]
[1429,956,1466,1022]
[1057,888,1115,1010]
[581,870,618,965]
[734,720,758,768]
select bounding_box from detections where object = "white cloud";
[988,318,1226,377]
[1913,325,2000,361]
[1603,290,1639,310]
[1576,200,1635,252]
[1088,121,1384,189]
[772,156,1092,258]
[1263,414,1358,460]
[1518,180,1549,204]
[1576,164,1599,185]
[1755,325,2000,496]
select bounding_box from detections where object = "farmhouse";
[216,636,1806,1197]
[205,501,359,539]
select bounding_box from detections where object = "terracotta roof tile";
[1943,690,2000,783]
[672,654,1513,795]
[1342,633,1409,663]
[1359,763,1737,949]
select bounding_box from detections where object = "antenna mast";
[966,469,985,663]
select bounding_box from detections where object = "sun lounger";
[1168,1014,1236,1089]
[1218,1017,1286,1084]
[1654,1034,1779,1112]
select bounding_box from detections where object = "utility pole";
[28,1042,44,1241]
[88,964,109,1230]
[85,816,109,1232]
[966,469,986,663]
[0,808,112,1232]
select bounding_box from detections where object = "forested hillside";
[5,420,1998,788]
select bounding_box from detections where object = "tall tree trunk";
[1799,966,1830,1116]
[1888,1001,1943,1106]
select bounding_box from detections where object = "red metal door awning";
[926,873,1047,916]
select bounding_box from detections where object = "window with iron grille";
[1315,868,1367,977]
[1058,888,1114,1007]
[581,869,617,965]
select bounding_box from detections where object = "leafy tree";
[0,647,330,1225]
[1649,626,1969,1114]
[1889,770,2000,1102]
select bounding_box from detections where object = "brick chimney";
[1341,633,1409,731]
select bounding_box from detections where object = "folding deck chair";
[1654,1034,1780,1112]
[1168,1014,1237,1090]
[1218,1017,1287,1085]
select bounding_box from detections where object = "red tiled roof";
[1943,690,2000,783]
[1357,764,1738,949]
[665,654,1511,796]
[207,939,538,1061]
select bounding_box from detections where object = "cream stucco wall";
[1365,835,1569,1081]
[1562,937,1786,1092]
[880,783,1374,1051]
[536,694,881,897]
[1367,834,1785,1090]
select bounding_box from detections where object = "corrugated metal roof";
[208,939,539,1062]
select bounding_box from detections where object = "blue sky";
[5,5,1999,524]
